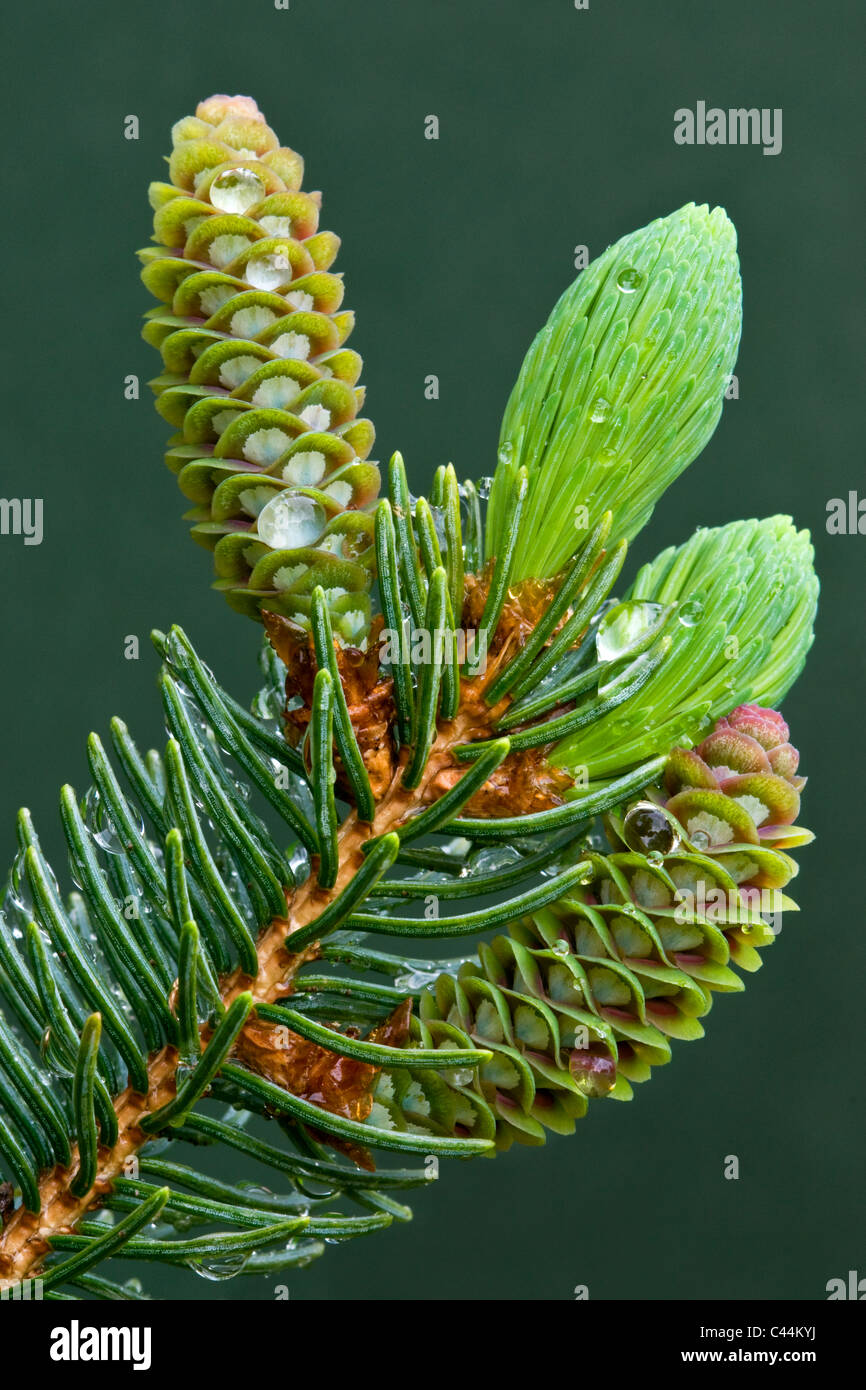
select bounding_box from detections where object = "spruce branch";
[0,94,820,1299]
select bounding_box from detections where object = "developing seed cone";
[372,707,811,1150]
[140,94,379,641]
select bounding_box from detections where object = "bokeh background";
[2,0,863,1299]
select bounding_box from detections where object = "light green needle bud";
[486,204,742,582]
[552,516,818,781]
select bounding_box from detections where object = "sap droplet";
[616,266,644,294]
[256,492,325,550]
[209,167,266,214]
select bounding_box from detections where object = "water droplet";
[569,1048,617,1099]
[245,249,293,292]
[84,787,145,855]
[646,850,665,868]
[622,801,680,857]
[446,1067,474,1087]
[428,502,446,546]
[40,1027,75,1078]
[552,939,570,957]
[690,829,711,851]
[470,846,522,874]
[395,967,441,991]
[254,696,284,729]
[497,442,514,467]
[589,396,611,425]
[4,851,33,922]
[596,600,664,663]
[189,1252,250,1282]
[256,492,325,550]
[616,266,644,294]
[209,167,266,214]
[229,773,251,802]
[677,597,704,627]
[167,1211,198,1233]
[295,1175,341,1200]
[477,475,494,500]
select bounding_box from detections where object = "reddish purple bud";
[722,704,790,751]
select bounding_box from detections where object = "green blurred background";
[2,0,863,1299]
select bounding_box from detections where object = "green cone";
[486,204,742,582]
[372,708,811,1151]
[139,94,379,641]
